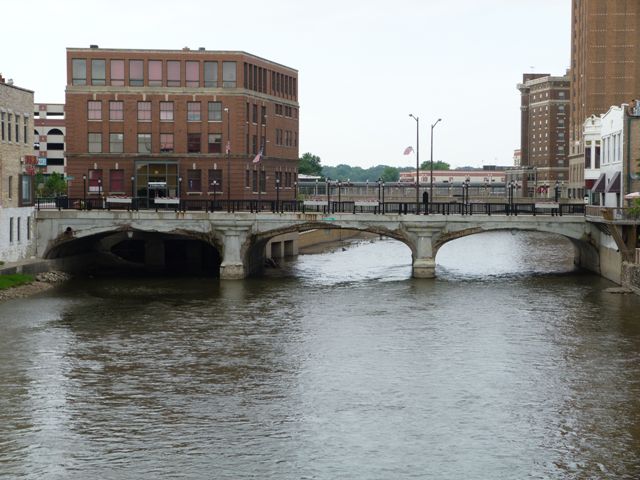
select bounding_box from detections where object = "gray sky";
[4,0,569,169]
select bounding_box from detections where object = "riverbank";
[0,271,71,303]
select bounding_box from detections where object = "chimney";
[0,73,5,84]
[90,44,99,49]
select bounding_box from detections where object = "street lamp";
[338,180,342,211]
[82,174,87,208]
[326,177,331,213]
[430,118,442,214]
[275,177,280,213]
[224,107,231,212]
[97,178,102,208]
[178,176,182,198]
[212,180,219,211]
[382,181,386,214]
[554,180,560,202]
[409,114,420,213]
[130,175,135,198]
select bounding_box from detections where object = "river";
[1,232,640,479]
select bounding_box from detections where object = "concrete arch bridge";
[35,210,602,279]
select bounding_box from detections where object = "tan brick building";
[65,46,299,206]
[568,0,640,198]
[0,74,35,262]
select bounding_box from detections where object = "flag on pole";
[225,141,231,154]
[252,147,263,163]
[403,146,414,155]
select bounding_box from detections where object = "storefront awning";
[592,173,606,193]
[605,171,620,194]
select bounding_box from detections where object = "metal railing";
[35,196,587,217]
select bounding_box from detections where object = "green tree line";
[298,152,450,182]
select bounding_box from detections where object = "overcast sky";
[3,0,570,169]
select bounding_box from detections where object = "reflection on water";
[1,232,640,479]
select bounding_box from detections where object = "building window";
[160,133,174,152]
[187,102,201,121]
[208,169,223,192]
[137,133,151,153]
[88,169,103,194]
[222,61,236,87]
[252,170,258,192]
[204,61,218,87]
[137,101,151,121]
[15,116,20,143]
[187,169,201,192]
[186,61,200,87]
[72,58,87,85]
[88,133,102,153]
[261,106,267,124]
[148,60,162,86]
[109,133,124,153]
[109,169,125,192]
[91,59,106,85]
[252,134,257,154]
[88,101,102,120]
[110,101,124,121]
[245,169,250,188]
[160,102,174,121]
[9,217,13,243]
[167,60,180,87]
[558,105,565,112]
[23,119,28,145]
[208,133,222,153]
[187,133,201,153]
[110,59,125,86]
[129,60,144,86]
[208,102,222,121]
[1,112,4,141]
[8,176,13,199]
[26,217,30,241]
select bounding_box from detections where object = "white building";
[586,105,625,207]
[34,103,65,175]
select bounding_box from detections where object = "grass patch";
[0,274,35,291]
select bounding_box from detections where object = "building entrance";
[134,161,179,208]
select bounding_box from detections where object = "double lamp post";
[409,114,441,214]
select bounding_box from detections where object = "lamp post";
[382,181,386,214]
[326,177,331,213]
[130,175,135,198]
[409,114,420,213]
[554,180,560,202]
[224,107,231,212]
[82,174,87,208]
[430,118,442,214]
[338,180,342,212]
[178,176,182,199]
[97,178,102,209]
[212,180,219,211]
[275,177,280,213]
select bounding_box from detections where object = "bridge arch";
[43,226,223,276]
[431,225,600,274]
[244,222,415,276]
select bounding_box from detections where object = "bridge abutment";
[405,226,441,279]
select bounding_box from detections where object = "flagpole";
[224,107,231,212]
[409,114,419,214]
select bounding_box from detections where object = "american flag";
[225,141,231,154]
[403,146,414,155]
[252,148,263,163]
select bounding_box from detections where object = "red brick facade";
[65,47,299,202]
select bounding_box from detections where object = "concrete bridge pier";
[406,227,440,279]
[219,228,249,279]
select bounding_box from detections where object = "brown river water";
[1,231,640,479]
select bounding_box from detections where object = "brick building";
[516,73,570,197]
[65,46,299,205]
[0,74,35,262]
[568,0,640,198]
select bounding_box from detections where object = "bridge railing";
[34,196,586,217]
[585,206,640,222]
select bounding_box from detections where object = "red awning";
[605,171,621,194]
[592,173,606,193]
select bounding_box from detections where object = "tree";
[299,152,323,176]
[420,160,450,171]
[35,172,67,197]
[380,166,399,182]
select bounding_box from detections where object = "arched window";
[47,128,64,136]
